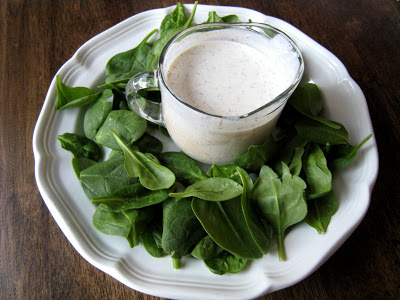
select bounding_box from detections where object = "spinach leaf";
[207,164,242,184]
[57,132,102,162]
[273,130,308,175]
[206,165,253,195]
[303,143,332,199]
[204,251,247,275]
[159,151,208,185]
[104,29,157,84]
[143,152,160,164]
[289,83,340,129]
[84,89,114,139]
[205,165,270,254]
[108,88,127,109]
[140,225,166,257]
[288,147,305,176]
[191,166,268,259]
[205,11,224,23]
[305,190,338,234]
[146,1,198,70]
[92,204,154,247]
[251,163,307,261]
[236,166,270,255]
[91,187,171,211]
[192,197,264,259]
[234,136,278,173]
[95,110,147,150]
[328,134,372,170]
[55,75,101,110]
[71,157,97,179]
[105,182,145,197]
[118,99,130,110]
[276,101,302,133]
[134,133,163,154]
[92,204,132,237]
[295,118,349,145]
[221,15,241,23]
[191,235,224,260]
[206,164,251,185]
[108,149,124,160]
[112,131,175,190]
[123,206,155,247]
[80,157,138,199]
[169,177,243,201]
[205,11,241,23]
[162,197,206,261]
[160,2,187,35]
[158,125,170,137]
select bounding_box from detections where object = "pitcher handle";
[125,70,164,126]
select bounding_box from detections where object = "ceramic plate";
[33,4,379,299]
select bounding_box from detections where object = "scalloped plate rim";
[32,4,379,300]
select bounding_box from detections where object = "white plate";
[33,4,379,299]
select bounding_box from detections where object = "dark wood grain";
[1,0,399,299]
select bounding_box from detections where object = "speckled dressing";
[166,37,299,116]
[159,26,302,164]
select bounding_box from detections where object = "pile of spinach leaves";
[55,2,371,274]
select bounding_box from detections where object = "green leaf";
[79,157,138,199]
[146,1,198,70]
[92,204,154,247]
[251,163,307,260]
[95,110,147,150]
[170,177,243,201]
[159,125,170,137]
[140,225,166,257]
[295,118,349,145]
[191,235,224,260]
[234,136,278,173]
[303,144,332,199]
[328,134,372,170]
[83,89,114,139]
[91,187,171,211]
[162,197,206,259]
[288,147,305,176]
[71,157,97,179]
[205,11,224,23]
[160,2,187,35]
[204,251,247,275]
[55,75,100,110]
[273,130,308,175]
[191,166,267,259]
[204,11,241,23]
[206,164,250,185]
[159,151,209,185]
[112,131,175,190]
[108,149,124,160]
[236,166,270,255]
[221,14,241,23]
[92,204,132,237]
[192,197,264,259]
[57,133,102,162]
[104,29,157,84]
[305,190,338,234]
[134,133,163,155]
[289,83,340,129]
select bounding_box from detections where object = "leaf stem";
[278,236,286,261]
[184,1,198,28]
[172,258,181,269]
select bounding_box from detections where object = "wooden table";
[1,0,399,299]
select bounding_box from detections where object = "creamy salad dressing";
[159,27,302,164]
[166,39,299,116]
